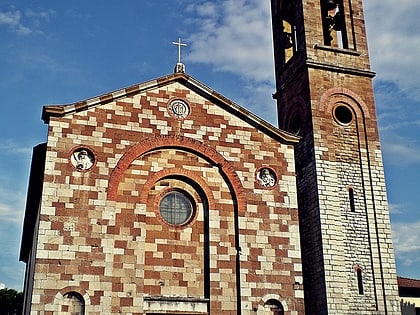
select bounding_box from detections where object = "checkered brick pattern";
[22,73,304,314]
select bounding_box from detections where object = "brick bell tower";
[270,0,401,314]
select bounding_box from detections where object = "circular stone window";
[333,104,353,125]
[159,190,194,226]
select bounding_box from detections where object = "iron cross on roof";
[172,37,187,64]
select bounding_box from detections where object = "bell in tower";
[321,0,348,48]
[270,0,298,72]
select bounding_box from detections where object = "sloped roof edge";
[398,276,420,289]
[42,72,299,144]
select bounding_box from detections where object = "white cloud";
[389,203,407,215]
[186,0,274,83]
[364,0,420,100]
[18,51,62,73]
[0,202,24,225]
[380,133,420,166]
[0,185,26,290]
[183,0,420,107]
[0,188,25,225]
[25,9,56,21]
[0,187,26,290]
[393,220,420,266]
[0,10,31,35]
[0,140,32,156]
[184,0,277,123]
[0,262,25,291]
[362,2,420,168]
[25,9,56,30]
[0,8,56,36]
[0,142,30,224]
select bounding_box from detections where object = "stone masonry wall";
[271,0,400,312]
[29,79,304,314]
[309,68,400,314]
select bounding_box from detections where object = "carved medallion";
[168,99,190,119]
[256,167,277,188]
[70,147,95,171]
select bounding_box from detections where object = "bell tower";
[270,0,401,314]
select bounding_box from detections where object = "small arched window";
[348,187,356,212]
[264,299,284,315]
[62,292,85,315]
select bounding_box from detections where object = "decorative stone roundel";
[256,167,277,188]
[168,99,190,119]
[70,147,95,171]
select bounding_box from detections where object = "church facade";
[20,0,400,314]
[20,72,304,314]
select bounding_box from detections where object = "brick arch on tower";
[52,286,91,309]
[253,293,289,312]
[319,87,371,119]
[107,135,245,213]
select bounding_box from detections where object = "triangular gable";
[42,72,299,144]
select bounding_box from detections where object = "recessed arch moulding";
[107,135,246,214]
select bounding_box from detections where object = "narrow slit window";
[349,187,355,212]
[357,268,364,295]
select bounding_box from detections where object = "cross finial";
[172,37,187,64]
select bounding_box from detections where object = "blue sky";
[0,0,419,290]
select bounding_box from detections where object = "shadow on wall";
[400,300,420,315]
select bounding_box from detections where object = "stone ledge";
[144,295,209,314]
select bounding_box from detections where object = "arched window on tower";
[61,292,85,315]
[264,299,284,315]
[321,0,348,49]
[272,0,297,66]
[282,1,297,63]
